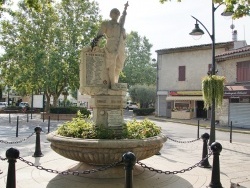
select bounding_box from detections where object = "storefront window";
[174,101,190,111]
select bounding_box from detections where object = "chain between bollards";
[199,133,211,168]
[123,152,136,188]
[33,127,44,157]
[208,142,223,188]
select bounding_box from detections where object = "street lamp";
[189,2,233,146]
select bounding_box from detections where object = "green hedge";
[4,106,22,111]
[133,108,155,116]
[50,107,91,117]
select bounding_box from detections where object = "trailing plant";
[57,112,161,139]
[202,75,225,109]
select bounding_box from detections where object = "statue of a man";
[95,6,128,89]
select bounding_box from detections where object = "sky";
[95,0,250,59]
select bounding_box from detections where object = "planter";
[47,132,167,165]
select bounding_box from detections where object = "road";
[124,110,250,144]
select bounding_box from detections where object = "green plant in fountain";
[57,112,161,139]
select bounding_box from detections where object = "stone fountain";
[47,2,167,178]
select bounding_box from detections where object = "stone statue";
[92,2,129,90]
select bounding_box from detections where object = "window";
[178,66,185,81]
[237,61,250,82]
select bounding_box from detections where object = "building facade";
[216,45,250,128]
[155,41,246,121]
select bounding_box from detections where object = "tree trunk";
[45,95,51,112]
[53,95,59,107]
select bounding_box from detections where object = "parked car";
[125,102,139,110]
[19,102,29,108]
[0,102,7,110]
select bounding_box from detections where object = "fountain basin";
[47,132,167,165]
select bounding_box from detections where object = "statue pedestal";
[91,89,126,132]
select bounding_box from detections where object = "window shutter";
[179,66,186,81]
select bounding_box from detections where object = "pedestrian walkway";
[0,113,250,187]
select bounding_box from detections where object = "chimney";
[232,30,237,41]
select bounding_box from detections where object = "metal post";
[6,148,20,188]
[197,120,200,139]
[33,127,44,157]
[199,133,211,168]
[123,152,136,188]
[230,121,233,143]
[43,112,45,122]
[31,90,33,119]
[48,116,50,133]
[16,116,19,137]
[9,113,11,123]
[208,142,223,188]
[57,110,59,121]
[27,113,29,122]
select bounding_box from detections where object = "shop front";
[224,85,250,128]
[166,91,205,120]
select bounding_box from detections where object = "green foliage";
[50,107,91,116]
[0,0,101,110]
[202,75,225,109]
[159,0,250,19]
[133,108,155,116]
[123,119,161,139]
[57,112,95,138]
[57,113,161,139]
[128,85,156,108]
[120,31,156,87]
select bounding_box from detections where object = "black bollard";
[57,111,59,121]
[9,113,11,123]
[197,120,200,139]
[43,112,45,122]
[16,116,19,137]
[208,142,223,188]
[6,148,20,188]
[123,152,136,188]
[48,116,50,133]
[199,133,211,168]
[230,121,233,143]
[33,127,44,157]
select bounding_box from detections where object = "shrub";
[50,107,91,117]
[123,119,161,139]
[133,108,155,116]
[4,106,22,111]
[57,112,161,139]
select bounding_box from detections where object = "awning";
[166,96,203,101]
[224,85,250,97]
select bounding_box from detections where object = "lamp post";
[189,2,232,145]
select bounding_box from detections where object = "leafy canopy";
[159,0,250,18]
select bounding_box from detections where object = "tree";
[0,0,101,110]
[128,85,156,108]
[120,31,156,88]
[0,0,51,12]
[159,0,250,18]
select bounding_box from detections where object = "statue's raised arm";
[119,1,129,29]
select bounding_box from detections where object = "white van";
[125,101,139,110]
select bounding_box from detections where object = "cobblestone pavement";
[0,113,249,187]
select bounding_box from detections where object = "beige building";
[155,41,247,122]
[216,45,250,128]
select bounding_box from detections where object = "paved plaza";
[0,113,250,188]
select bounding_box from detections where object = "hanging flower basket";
[202,75,225,109]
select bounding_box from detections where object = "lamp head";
[189,23,204,36]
